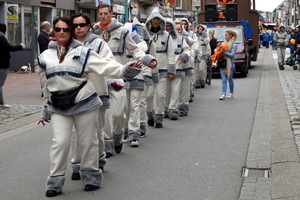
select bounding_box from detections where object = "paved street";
[1,48,300,199]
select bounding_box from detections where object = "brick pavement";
[0,72,42,131]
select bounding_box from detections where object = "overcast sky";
[255,0,283,12]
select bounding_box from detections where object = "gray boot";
[113,132,123,154]
[164,107,169,118]
[178,105,189,116]
[80,169,103,190]
[46,175,65,193]
[154,114,164,128]
[140,122,146,137]
[147,111,154,126]
[169,109,179,120]
[104,138,114,158]
[98,154,107,171]
[200,80,206,88]
[194,80,201,88]
[71,163,81,180]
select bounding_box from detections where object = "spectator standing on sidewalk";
[0,23,25,108]
[218,30,237,100]
[38,21,51,53]
[274,25,289,70]
[263,32,272,49]
[208,29,218,85]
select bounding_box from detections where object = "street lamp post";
[195,5,200,26]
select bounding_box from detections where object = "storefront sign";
[113,4,125,14]
[7,4,18,23]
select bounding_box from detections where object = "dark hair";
[53,17,75,63]
[97,3,112,12]
[71,12,94,33]
[0,23,7,34]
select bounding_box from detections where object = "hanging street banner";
[7,4,18,23]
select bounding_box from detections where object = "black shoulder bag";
[51,81,87,110]
[218,58,227,69]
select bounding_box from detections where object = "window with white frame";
[176,0,182,9]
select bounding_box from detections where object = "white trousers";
[103,89,127,138]
[277,47,286,65]
[199,60,207,81]
[165,77,182,110]
[50,109,99,176]
[124,89,142,131]
[179,74,192,106]
[154,77,167,115]
[140,84,155,123]
[194,62,201,81]
[71,109,106,164]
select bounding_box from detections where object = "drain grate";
[242,168,270,178]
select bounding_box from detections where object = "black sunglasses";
[54,27,70,33]
[74,23,88,28]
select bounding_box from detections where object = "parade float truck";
[198,0,259,77]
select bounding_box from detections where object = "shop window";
[7,5,38,49]
[24,6,38,48]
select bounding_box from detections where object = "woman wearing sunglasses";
[69,12,123,180]
[37,16,144,197]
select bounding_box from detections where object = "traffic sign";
[188,17,196,22]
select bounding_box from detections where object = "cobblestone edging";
[276,55,300,156]
[0,105,41,124]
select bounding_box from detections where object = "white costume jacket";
[38,40,142,120]
[145,12,176,78]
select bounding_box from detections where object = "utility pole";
[125,0,128,22]
[295,0,298,27]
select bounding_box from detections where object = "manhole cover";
[242,168,270,178]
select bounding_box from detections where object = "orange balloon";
[290,39,296,44]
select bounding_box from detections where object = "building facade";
[0,0,197,71]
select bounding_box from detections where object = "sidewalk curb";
[239,49,271,199]
[0,112,40,135]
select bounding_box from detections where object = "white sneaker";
[0,103,11,108]
[219,94,227,100]
[227,93,234,99]
[130,139,139,147]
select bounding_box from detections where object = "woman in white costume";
[37,16,143,197]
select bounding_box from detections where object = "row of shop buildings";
[0,0,200,70]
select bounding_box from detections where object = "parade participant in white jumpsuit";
[122,22,157,147]
[175,22,195,116]
[274,25,289,70]
[70,12,124,180]
[131,17,159,137]
[37,17,144,197]
[181,18,197,101]
[94,3,157,153]
[145,10,176,128]
[164,19,190,120]
[193,24,211,88]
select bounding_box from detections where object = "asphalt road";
[0,62,262,200]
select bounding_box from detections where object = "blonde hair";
[226,30,237,41]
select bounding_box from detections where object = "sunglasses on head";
[74,23,87,28]
[54,27,70,33]
[151,19,161,23]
